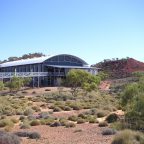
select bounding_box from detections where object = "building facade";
[0,54,98,87]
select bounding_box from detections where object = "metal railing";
[0,72,65,79]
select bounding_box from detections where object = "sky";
[0,0,144,65]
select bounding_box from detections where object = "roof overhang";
[45,65,92,69]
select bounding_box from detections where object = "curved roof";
[0,54,88,68]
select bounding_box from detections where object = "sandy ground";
[15,124,113,144]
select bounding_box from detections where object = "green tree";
[0,81,4,91]
[6,77,31,92]
[64,69,101,96]
[121,78,144,129]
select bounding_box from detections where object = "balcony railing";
[0,72,65,79]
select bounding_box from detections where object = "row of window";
[1,64,43,72]
[46,55,83,64]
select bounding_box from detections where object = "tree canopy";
[64,69,101,96]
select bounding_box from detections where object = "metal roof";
[0,54,89,68]
[0,55,53,67]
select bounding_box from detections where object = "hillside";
[93,58,144,79]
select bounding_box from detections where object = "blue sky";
[0,0,144,64]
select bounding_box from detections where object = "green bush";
[112,130,144,144]
[24,108,34,116]
[53,107,62,112]
[64,106,72,111]
[59,118,68,126]
[20,122,30,129]
[106,113,119,123]
[77,118,86,124]
[97,110,107,118]
[32,106,41,112]
[98,121,108,127]
[0,119,14,128]
[68,116,78,122]
[30,120,40,126]
[0,81,4,91]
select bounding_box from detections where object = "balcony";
[0,72,65,79]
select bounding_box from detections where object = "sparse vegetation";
[112,130,144,144]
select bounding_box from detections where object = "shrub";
[77,118,86,124]
[68,116,78,122]
[39,112,50,119]
[28,132,41,139]
[98,121,108,127]
[0,119,14,128]
[112,130,144,144]
[50,121,61,127]
[30,120,40,126]
[71,104,82,110]
[32,106,41,112]
[89,118,97,123]
[15,131,41,139]
[78,113,87,119]
[27,115,36,120]
[0,131,21,144]
[0,81,4,91]
[11,118,19,124]
[64,106,72,111]
[19,116,25,121]
[65,122,76,128]
[24,108,34,116]
[97,111,107,118]
[89,108,97,115]
[59,118,68,126]
[110,121,126,130]
[106,113,119,123]
[53,107,62,112]
[20,122,30,129]
[102,128,117,135]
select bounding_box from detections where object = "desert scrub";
[98,121,108,127]
[0,131,21,144]
[11,118,19,124]
[50,121,61,127]
[65,122,76,128]
[53,106,62,112]
[15,131,41,139]
[102,128,117,135]
[110,121,127,131]
[20,122,31,129]
[68,116,78,122]
[112,130,144,144]
[77,118,86,124]
[59,118,68,126]
[24,108,34,116]
[32,106,41,112]
[30,120,41,126]
[97,110,107,118]
[106,113,119,123]
[0,119,14,128]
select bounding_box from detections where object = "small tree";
[0,81,4,91]
[6,77,31,92]
[64,69,101,96]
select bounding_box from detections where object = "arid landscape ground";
[0,86,123,144]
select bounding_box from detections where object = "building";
[0,54,98,87]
